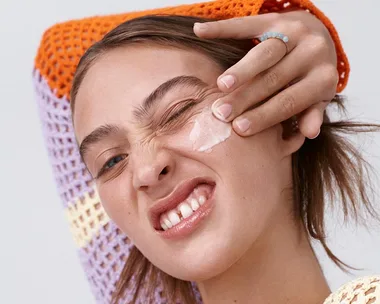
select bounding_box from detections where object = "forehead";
[73,45,223,142]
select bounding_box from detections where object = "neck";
[196,211,331,304]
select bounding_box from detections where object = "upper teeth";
[159,186,209,231]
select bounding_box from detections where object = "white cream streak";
[189,106,232,152]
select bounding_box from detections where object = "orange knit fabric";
[34,0,349,100]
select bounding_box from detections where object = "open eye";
[105,155,126,169]
[96,154,128,178]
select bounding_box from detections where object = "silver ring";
[259,31,289,53]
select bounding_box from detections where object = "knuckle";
[279,93,297,117]
[324,91,336,102]
[250,109,267,130]
[267,12,281,23]
[327,65,339,85]
[310,35,329,56]
[291,20,309,35]
[262,70,280,90]
[261,45,274,60]
[320,65,339,91]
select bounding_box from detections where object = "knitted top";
[33,1,351,303]
[324,276,380,304]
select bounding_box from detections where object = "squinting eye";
[164,100,197,124]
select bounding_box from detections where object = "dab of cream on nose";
[189,106,232,152]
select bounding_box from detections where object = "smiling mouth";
[158,183,214,231]
[149,178,216,238]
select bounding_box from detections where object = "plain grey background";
[0,0,379,303]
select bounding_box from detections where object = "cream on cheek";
[189,106,232,153]
[145,105,232,154]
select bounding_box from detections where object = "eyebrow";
[132,75,208,121]
[79,124,121,160]
[79,75,208,160]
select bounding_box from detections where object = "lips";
[149,177,216,231]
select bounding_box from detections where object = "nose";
[132,148,175,191]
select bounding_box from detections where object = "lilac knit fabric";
[33,69,202,303]
[33,70,94,207]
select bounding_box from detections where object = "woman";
[70,15,379,304]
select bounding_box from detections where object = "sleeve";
[34,0,349,100]
[258,0,349,93]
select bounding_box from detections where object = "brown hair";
[70,15,379,304]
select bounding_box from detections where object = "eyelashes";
[166,101,197,123]
[95,154,128,179]
[157,98,199,131]
[95,98,201,179]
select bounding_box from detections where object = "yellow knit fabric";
[324,276,380,304]
[65,189,110,247]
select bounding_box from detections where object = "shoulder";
[323,275,380,304]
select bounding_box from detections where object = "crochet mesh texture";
[33,70,201,302]
[35,0,349,100]
[323,276,380,304]
[33,0,350,302]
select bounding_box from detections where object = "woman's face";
[73,45,301,281]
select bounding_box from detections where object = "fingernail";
[194,22,209,31]
[310,129,320,139]
[219,75,236,89]
[235,118,251,133]
[212,102,232,120]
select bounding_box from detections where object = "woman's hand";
[194,10,339,139]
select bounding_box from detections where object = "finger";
[193,14,280,39]
[231,68,333,136]
[217,38,287,92]
[215,23,305,92]
[212,45,310,122]
[298,102,327,139]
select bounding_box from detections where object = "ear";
[279,118,306,156]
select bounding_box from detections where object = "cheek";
[163,106,233,154]
[95,177,137,236]
[189,106,232,152]
[222,126,287,224]
[226,127,283,193]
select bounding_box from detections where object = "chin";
[155,231,251,282]
[162,254,236,282]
